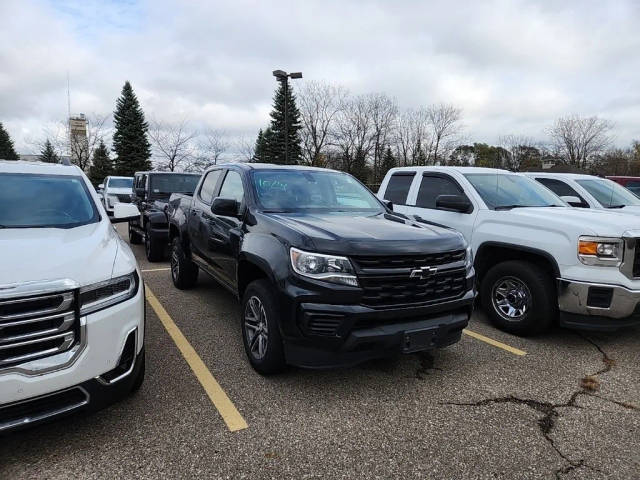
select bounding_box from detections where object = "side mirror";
[98,183,104,190]
[211,197,239,216]
[382,199,393,211]
[135,187,146,198]
[435,194,472,213]
[560,195,583,207]
[111,203,140,223]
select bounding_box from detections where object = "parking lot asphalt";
[1,224,639,479]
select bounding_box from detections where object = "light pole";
[272,70,302,164]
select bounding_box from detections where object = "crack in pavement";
[441,335,637,478]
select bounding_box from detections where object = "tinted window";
[465,173,562,209]
[0,174,99,228]
[576,178,640,207]
[218,171,244,203]
[108,178,133,188]
[150,174,201,194]
[536,178,589,208]
[253,170,382,212]
[199,170,222,204]
[383,173,414,204]
[626,181,640,188]
[416,175,463,209]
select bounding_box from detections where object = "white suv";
[0,161,145,432]
[99,175,134,216]
[378,166,640,335]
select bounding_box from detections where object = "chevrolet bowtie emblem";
[409,266,438,280]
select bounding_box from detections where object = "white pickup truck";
[0,161,144,432]
[378,166,640,335]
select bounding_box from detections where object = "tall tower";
[68,113,88,165]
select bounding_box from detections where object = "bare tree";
[427,103,462,164]
[188,129,229,172]
[547,115,614,169]
[332,94,375,179]
[499,135,542,171]
[368,93,398,182]
[148,119,197,172]
[298,81,347,167]
[394,107,431,167]
[236,135,255,162]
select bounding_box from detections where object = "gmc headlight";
[79,271,139,315]
[290,248,358,287]
[465,245,473,268]
[578,236,623,266]
[107,194,119,207]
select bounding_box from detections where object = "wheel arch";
[474,241,560,281]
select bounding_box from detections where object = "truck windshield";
[150,174,201,194]
[0,173,99,228]
[108,178,133,188]
[575,178,640,208]
[253,170,383,213]
[465,173,563,209]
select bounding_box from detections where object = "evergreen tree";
[268,79,302,164]
[112,81,151,176]
[380,146,397,178]
[39,139,59,163]
[88,140,114,185]
[254,127,274,162]
[253,129,265,162]
[0,122,19,160]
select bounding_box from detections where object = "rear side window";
[535,178,589,208]
[199,170,222,204]
[416,175,464,209]
[383,173,414,204]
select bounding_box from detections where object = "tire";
[170,237,198,289]
[145,223,165,262]
[481,260,556,336]
[241,279,286,375]
[130,352,145,394]
[128,222,142,244]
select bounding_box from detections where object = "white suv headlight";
[79,271,140,315]
[107,194,119,208]
[290,248,358,287]
[578,236,623,267]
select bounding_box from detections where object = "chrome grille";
[115,194,132,203]
[0,291,78,369]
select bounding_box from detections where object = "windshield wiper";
[494,204,528,210]
[606,204,625,209]
[263,209,293,213]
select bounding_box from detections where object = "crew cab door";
[407,172,477,242]
[205,169,245,290]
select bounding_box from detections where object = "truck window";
[199,170,222,204]
[108,178,133,188]
[383,173,415,204]
[575,178,640,208]
[416,175,464,209]
[218,171,244,203]
[535,178,589,208]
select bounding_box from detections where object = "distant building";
[69,113,88,165]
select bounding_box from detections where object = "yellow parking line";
[145,285,248,432]
[463,329,527,356]
[141,267,171,273]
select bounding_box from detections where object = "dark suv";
[128,171,201,261]
[167,164,475,374]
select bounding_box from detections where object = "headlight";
[290,248,358,287]
[465,245,473,268]
[578,236,623,266]
[79,271,139,315]
[107,195,119,207]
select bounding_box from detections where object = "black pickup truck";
[167,163,475,373]
[128,171,201,261]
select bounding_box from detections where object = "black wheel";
[130,352,145,394]
[145,224,164,262]
[170,237,198,289]
[128,222,142,244]
[481,260,556,336]
[241,280,286,375]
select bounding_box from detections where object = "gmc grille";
[0,291,79,369]
[633,244,640,277]
[116,194,132,203]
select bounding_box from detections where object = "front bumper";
[557,278,640,330]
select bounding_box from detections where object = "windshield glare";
[0,173,99,228]
[150,174,201,194]
[108,177,133,188]
[465,173,562,209]
[576,178,640,207]
[253,170,383,212]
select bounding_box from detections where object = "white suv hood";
[0,221,119,287]
[507,207,640,237]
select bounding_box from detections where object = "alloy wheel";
[491,276,531,322]
[244,296,268,360]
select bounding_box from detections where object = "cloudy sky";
[2,0,639,154]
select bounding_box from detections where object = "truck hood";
[502,206,640,236]
[0,222,119,288]
[105,187,132,196]
[266,211,466,255]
